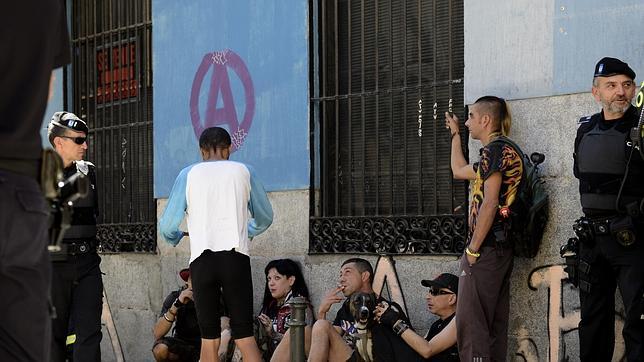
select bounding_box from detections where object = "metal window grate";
[70,0,155,253]
[310,0,468,255]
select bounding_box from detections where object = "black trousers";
[0,171,52,361]
[51,252,103,362]
[579,225,644,361]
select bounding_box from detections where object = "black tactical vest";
[577,118,628,176]
[62,161,98,241]
[576,109,643,211]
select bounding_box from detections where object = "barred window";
[70,0,155,252]
[310,0,468,254]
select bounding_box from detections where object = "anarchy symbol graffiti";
[189,49,255,151]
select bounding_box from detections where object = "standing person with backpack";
[572,57,643,361]
[445,96,522,361]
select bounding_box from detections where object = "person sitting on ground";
[256,259,314,361]
[153,268,200,362]
[375,273,459,361]
[308,258,422,362]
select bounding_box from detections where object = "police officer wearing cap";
[47,111,103,361]
[573,57,644,361]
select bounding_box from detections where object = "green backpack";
[491,137,549,258]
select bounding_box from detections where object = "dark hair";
[261,259,311,311]
[199,127,232,152]
[341,257,374,284]
[47,125,67,147]
[474,96,512,136]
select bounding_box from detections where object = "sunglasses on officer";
[428,287,455,296]
[60,136,87,145]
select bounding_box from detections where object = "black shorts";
[190,249,254,339]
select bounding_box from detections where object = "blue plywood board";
[153,0,310,197]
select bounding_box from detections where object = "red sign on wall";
[96,41,139,104]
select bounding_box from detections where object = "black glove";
[378,304,402,329]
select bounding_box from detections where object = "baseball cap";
[594,57,636,80]
[421,273,459,295]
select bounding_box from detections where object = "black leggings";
[190,249,255,339]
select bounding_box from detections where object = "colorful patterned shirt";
[469,138,523,243]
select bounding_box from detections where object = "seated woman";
[256,259,314,362]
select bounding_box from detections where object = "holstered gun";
[560,237,579,287]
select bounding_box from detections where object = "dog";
[349,292,377,362]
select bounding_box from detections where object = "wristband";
[173,298,184,309]
[392,319,409,335]
[163,312,175,323]
[465,247,480,258]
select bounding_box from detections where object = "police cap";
[49,111,89,134]
[594,57,636,80]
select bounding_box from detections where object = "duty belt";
[63,241,97,255]
[573,216,613,244]
[579,215,639,247]
[587,218,612,235]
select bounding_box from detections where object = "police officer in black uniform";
[48,112,103,361]
[573,57,644,361]
[0,1,70,361]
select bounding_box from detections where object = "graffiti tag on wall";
[518,264,625,362]
[373,255,409,315]
[190,49,255,151]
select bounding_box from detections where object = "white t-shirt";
[159,160,273,263]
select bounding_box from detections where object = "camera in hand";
[47,169,89,253]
